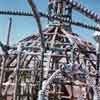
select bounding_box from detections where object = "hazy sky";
[0,0,100,45]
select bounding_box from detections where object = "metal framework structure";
[0,0,100,100]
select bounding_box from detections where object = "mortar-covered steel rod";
[27,0,45,91]
[38,69,61,100]
[0,10,100,31]
[0,42,9,99]
[13,43,22,100]
[66,0,100,22]
[27,0,45,49]
[0,56,6,99]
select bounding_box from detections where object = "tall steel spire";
[48,0,72,31]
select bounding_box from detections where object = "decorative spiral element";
[0,9,99,32]
[66,0,100,22]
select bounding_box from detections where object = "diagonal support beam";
[27,0,45,90]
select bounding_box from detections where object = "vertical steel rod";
[6,17,12,46]
[27,0,45,90]
[96,54,100,86]
[13,43,22,100]
[0,55,6,99]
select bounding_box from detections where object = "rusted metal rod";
[6,17,12,46]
